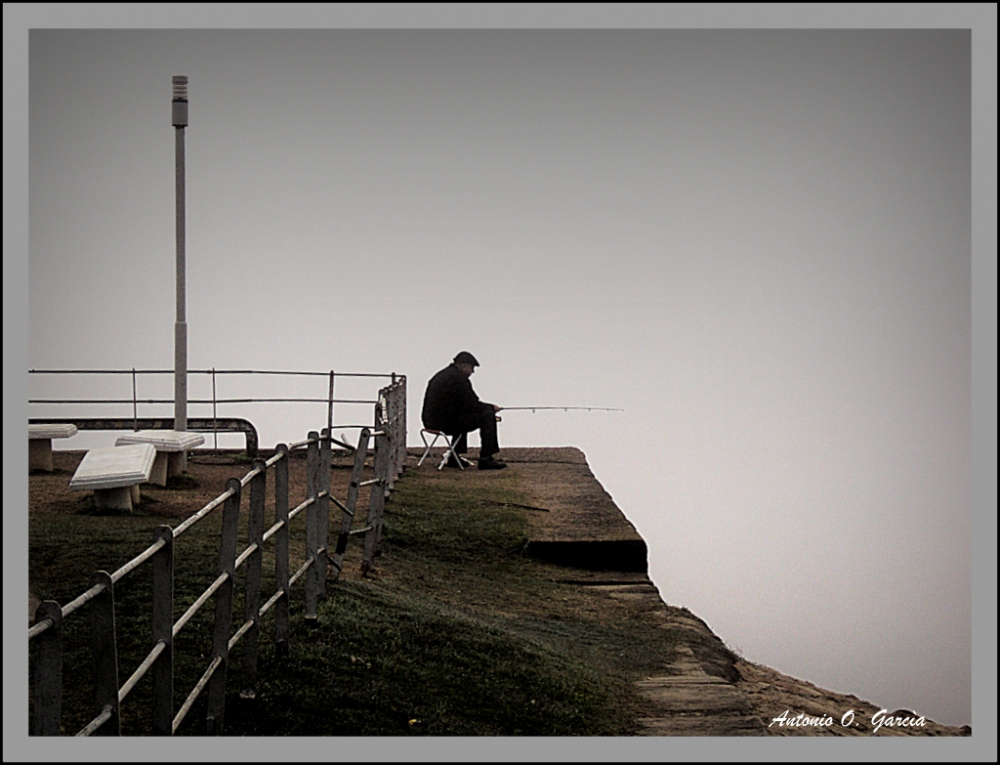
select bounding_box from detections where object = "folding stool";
[417,428,464,470]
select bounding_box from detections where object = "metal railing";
[28,377,407,736]
[28,368,398,450]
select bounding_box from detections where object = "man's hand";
[494,404,502,413]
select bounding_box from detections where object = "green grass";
[225,584,630,736]
[29,465,676,736]
[30,510,240,735]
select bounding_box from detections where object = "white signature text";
[768,708,927,733]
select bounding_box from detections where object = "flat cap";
[453,351,480,367]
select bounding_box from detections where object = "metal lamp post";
[172,76,189,471]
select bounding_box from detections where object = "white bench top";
[115,430,205,451]
[29,424,78,440]
[69,443,157,491]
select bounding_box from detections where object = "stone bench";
[115,430,205,486]
[29,423,78,472]
[69,443,157,511]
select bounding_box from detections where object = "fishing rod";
[495,406,624,421]
[500,406,624,412]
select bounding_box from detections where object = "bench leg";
[167,451,185,478]
[94,487,134,511]
[148,453,169,487]
[29,439,54,472]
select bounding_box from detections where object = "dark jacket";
[422,363,482,432]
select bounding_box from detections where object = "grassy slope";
[29,463,678,736]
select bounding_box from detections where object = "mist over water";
[28,29,971,725]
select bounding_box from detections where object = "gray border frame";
[5,4,995,762]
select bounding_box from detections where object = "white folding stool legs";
[417,428,463,470]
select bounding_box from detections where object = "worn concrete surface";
[489,446,971,737]
[499,447,649,572]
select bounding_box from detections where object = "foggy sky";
[25,25,975,730]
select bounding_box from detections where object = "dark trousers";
[428,402,499,458]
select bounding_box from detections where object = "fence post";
[151,526,174,736]
[89,571,120,736]
[32,601,63,736]
[205,478,241,735]
[241,460,266,699]
[402,377,407,472]
[381,396,392,501]
[331,428,370,581]
[318,428,332,598]
[389,380,402,484]
[375,427,390,556]
[362,430,388,575]
[305,432,320,621]
[374,393,386,493]
[385,386,398,491]
[274,444,290,659]
[395,379,406,479]
[395,383,401,475]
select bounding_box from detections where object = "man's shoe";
[477,457,507,470]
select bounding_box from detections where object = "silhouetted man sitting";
[421,351,506,470]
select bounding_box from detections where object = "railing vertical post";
[32,601,63,736]
[381,392,394,497]
[384,386,397,491]
[362,430,388,575]
[205,478,241,735]
[212,367,218,451]
[241,460,266,699]
[393,378,406,477]
[332,428,370,581]
[151,526,174,736]
[389,380,401,484]
[305,432,320,621]
[397,379,406,479]
[327,370,335,442]
[318,428,332,598]
[395,379,406,479]
[375,427,389,556]
[390,375,397,475]
[132,368,138,431]
[274,444,290,658]
[89,571,120,736]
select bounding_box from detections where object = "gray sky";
[16,11,990,741]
